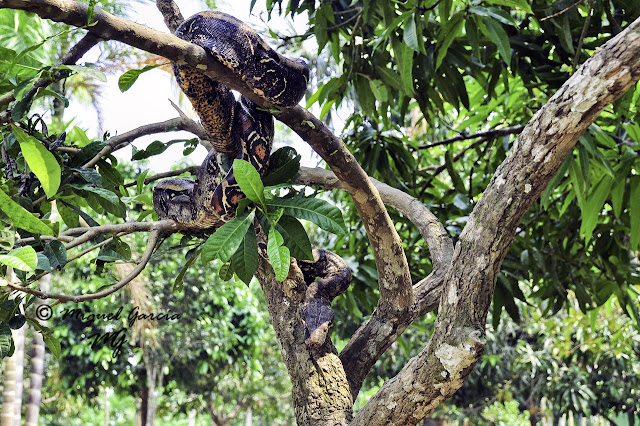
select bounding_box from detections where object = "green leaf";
[630,176,640,251]
[131,139,194,161]
[369,79,389,103]
[233,159,266,209]
[173,248,201,292]
[276,215,313,260]
[262,147,301,186]
[0,189,53,236]
[57,200,79,228]
[42,332,61,359]
[231,228,259,285]
[435,11,464,70]
[218,262,234,281]
[36,253,50,272]
[400,42,415,96]
[71,168,102,186]
[35,88,69,107]
[9,315,26,329]
[118,64,163,92]
[484,0,533,14]
[113,237,131,261]
[0,323,12,359]
[267,227,290,281]
[469,6,518,26]
[480,16,512,65]
[403,14,419,51]
[136,170,149,194]
[63,64,107,82]
[579,176,614,243]
[0,246,37,272]
[265,198,346,235]
[68,184,120,209]
[12,125,61,198]
[71,140,106,166]
[43,240,67,269]
[202,211,255,263]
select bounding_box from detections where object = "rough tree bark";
[1,0,640,424]
[24,275,51,426]
[0,270,20,426]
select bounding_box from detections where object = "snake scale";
[152,11,351,347]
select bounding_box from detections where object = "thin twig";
[417,125,524,150]
[122,166,197,188]
[540,0,585,22]
[7,230,162,303]
[63,220,177,249]
[82,117,208,169]
[65,236,114,263]
[0,32,101,109]
[572,0,594,74]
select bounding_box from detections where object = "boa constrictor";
[152,11,351,347]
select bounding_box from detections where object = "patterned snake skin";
[153,11,350,347]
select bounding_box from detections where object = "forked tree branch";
[352,16,640,424]
[83,117,209,168]
[7,229,162,303]
[0,1,413,331]
[297,166,454,397]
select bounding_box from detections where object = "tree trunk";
[1,269,22,426]
[103,390,109,426]
[1,354,17,426]
[187,409,196,426]
[139,385,148,426]
[24,275,51,426]
[255,259,352,425]
[11,324,24,426]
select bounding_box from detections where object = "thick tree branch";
[255,259,353,424]
[155,0,183,32]
[297,167,454,397]
[0,0,413,326]
[353,16,640,425]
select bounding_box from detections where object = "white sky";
[66,0,318,173]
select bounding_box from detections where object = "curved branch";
[122,166,197,188]
[353,15,640,425]
[0,0,416,360]
[297,167,454,397]
[417,125,524,150]
[8,229,161,302]
[83,117,208,168]
[63,220,177,249]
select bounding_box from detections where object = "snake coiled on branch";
[152,11,351,347]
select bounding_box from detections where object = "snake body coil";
[153,11,308,227]
[153,11,351,347]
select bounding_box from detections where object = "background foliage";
[1,0,639,423]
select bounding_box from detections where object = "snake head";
[153,178,195,220]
